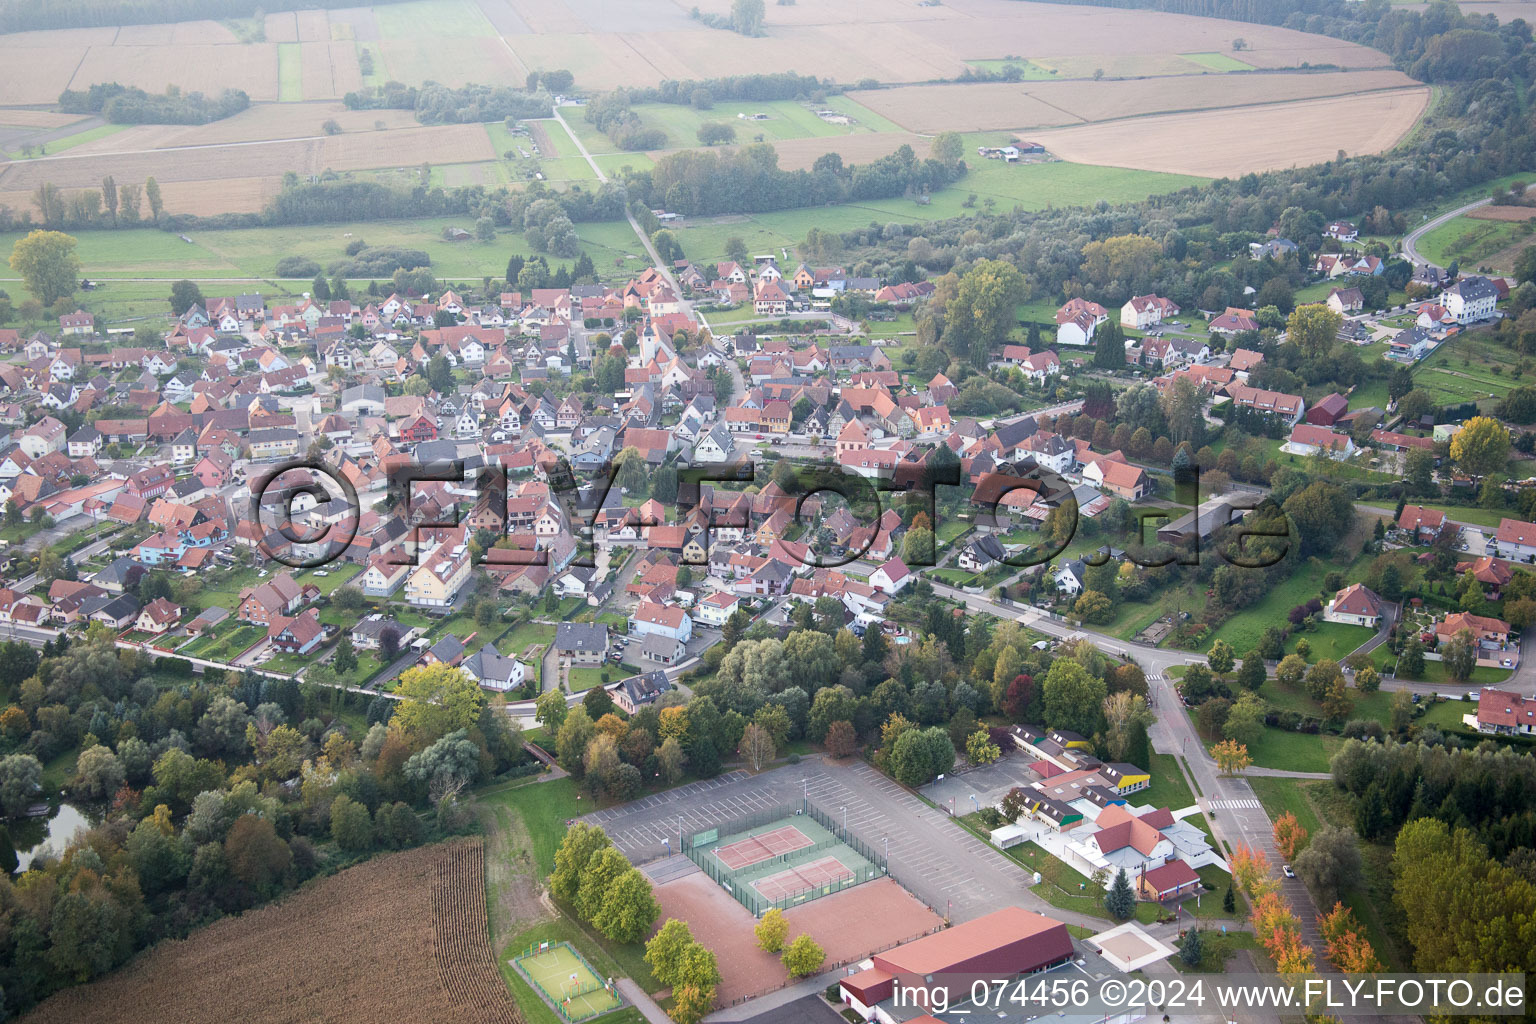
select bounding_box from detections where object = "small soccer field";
[512,941,624,1022]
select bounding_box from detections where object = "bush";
[275,256,321,277]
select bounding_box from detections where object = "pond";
[12,803,93,872]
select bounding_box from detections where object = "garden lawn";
[1141,753,1197,811]
[567,667,608,692]
[1204,556,1364,656]
[1171,930,1259,973]
[1242,727,1340,773]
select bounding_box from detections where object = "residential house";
[610,670,672,714]
[1397,505,1446,543]
[1282,423,1354,459]
[1490,518,1536,562]
[1120,294,1179,329]
[629,601,693,643]
[555,622,608,665]
[1444,276,1499,324]
[1324,583,1386,628]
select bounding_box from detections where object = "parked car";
[1282,864,1295,879]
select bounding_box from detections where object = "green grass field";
[277,42,303,102]
[5,123,127,160]
[1415,213,1533,271]
[374,0,495,38]
[1141,752,1197,811]
[567,96,904,158]
[661,160,1204,265]
[963,59,1059,80]
[1204,556,1366,657]
[0,217,645,316]
[1181,52,1255,72]
[514,942,623,1021]
[1243,727,1341,773]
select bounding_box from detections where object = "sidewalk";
[705,968,842,1022]
[616,978,671,1024]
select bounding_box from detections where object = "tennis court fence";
[679,797,890,917]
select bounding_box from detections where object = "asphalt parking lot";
[582,757,1056,924]
[921,750,1040,811]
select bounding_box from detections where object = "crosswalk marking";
[1209,799,1261,810]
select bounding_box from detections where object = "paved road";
[927,581,1332,955]
[551,106,711,341]
[1402,193,1499,266]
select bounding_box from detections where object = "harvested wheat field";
[0,46,93,105]
[1031,88,1430,178]
[29,104,409,159]
[853,69,1418,134]
[765,132,933,171]
[927,0,1388,71]
[264,10,301,43]
[68,43,281,102]
[301,40,364,99]
[1468,205,1536,222]
[0,111,88,130]
[296,8,332,41]
[21,839,521,1024]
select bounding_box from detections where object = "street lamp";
[840,805,847,836]
[969,794,979,813]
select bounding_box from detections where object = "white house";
[692,589,740,627]
[629,600,694,643]
[1490,518,1536,562]
[1443,276,1499,324]
[1053,558,1086,595]
[869,557,911,594]
[1281,423,1355,459]
[1324,583,1385,628]
[691,424,735,464]
[1120,294,1179,329]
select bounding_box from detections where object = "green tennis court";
[513,941,624,1021]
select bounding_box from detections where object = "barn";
[839,906,1073,1019]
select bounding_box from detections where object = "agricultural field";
[852,70,1417,134]
[277,41,304,102]
[1029,88,1430,178]
[20,840,523,1024]
[1412,331,1520,406]
[0,121,496,217]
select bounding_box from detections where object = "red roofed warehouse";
[839,907,1073,1019]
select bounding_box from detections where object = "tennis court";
[750,854,856,902]
[682,798,888,916]
[512,941,624,1022]
[714,824,814,870]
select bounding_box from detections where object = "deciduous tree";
[9,229,79,306]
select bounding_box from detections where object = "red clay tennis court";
[749,855,855,901]
[712,825,814,871]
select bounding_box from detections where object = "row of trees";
[0,0,415,31]
[58,83,250,124]
[549,823,660,944]
[341,82,553,124]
